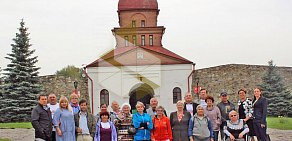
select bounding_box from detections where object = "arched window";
[173,87,182,104]
[100,89,109,105]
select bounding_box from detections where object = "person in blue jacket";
[132,101,153,141]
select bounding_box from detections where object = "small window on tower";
[125,36,128,47]
[149,35,153,46]
[132,35,136,46]
[141,35,145,46]
[141,20,145,27]
[132,20,136,28]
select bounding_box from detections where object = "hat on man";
[220,92,227,96]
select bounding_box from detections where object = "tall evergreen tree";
[0,19,41,122]
[259,60,292,117]
[0,67,3,98]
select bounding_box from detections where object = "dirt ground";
[0,128,292,141]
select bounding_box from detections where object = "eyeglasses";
[230,115,237,117]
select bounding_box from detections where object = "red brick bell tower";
[112,0,165,48]
[87,0,192,67]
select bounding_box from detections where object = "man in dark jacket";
[74,99,96,140]
[183,92,199,116]
[31,93,53,141]
[217,92,236,141]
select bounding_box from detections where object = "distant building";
[86,0,194,114]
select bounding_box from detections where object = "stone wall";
[192,64,292,104]
[39,75,89,103]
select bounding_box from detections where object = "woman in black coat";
[252,88,268,141]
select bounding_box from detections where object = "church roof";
[86,46,193,67]
[118,0,158,11]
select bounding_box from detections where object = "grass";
[0,118,291,130]
[0,138,11,141]
[267,117,292,130]
[0,122,32,129]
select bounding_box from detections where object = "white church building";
[85,0,195,114]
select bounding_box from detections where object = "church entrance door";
[129,83,154,113]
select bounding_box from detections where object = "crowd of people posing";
[31,88,268,141]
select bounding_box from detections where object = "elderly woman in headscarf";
[116,103,134,141]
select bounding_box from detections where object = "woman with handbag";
[116,103,135,141]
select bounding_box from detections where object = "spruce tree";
[0,19,41,122]
[0,67,3,98]
[259,60,292,117]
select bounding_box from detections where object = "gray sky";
[1,0,292,75]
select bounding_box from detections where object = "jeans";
[213,131,219,141]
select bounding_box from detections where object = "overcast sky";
[1,0,292,75]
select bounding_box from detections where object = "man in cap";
[217,92,236,141]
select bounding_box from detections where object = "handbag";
[128,125,136,135]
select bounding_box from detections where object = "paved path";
[267,128,292,141]
[0,128,34,141]
[1,128,292,141]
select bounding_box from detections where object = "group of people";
[31,87,268,141]
[32,93,95,141]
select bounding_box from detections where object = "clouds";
[0,0,291,75]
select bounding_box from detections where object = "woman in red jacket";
[151,106,173,141]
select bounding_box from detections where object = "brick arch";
[130,13,147,27]
[130,13,147,20]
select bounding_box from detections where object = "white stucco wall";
[87,64,193,115]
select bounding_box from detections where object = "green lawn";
[0,118,291,130]
[267,117,292,130]
[0,138,11,141]
[0,122,32,129]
